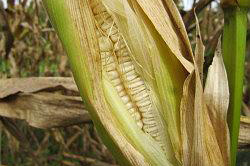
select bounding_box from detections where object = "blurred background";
[0,0,249,165]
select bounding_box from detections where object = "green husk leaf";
[102,72,173,166]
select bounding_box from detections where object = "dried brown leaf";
[204,38,230,165]
[135,0,194,73]
[239,116,250,146]
[0,77,79,98]
[0,77,90,129]
[181,14,229,166]
[180,72,195,165]
[0,92,91,128]
[243,102,250,116]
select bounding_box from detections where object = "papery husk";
[180,15,230,166]
[134,0,194,73]
[204,38,230,165]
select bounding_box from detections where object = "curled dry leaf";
[0,77,79,98]
[181,21,230,166]
[0,77,91,129]
[131,0,194,73]
[204,38,230,165]
[239,116,250,146]
[180,15,230,166]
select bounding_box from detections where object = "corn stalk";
[221,1,249,165]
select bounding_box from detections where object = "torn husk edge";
[180,14,230,166]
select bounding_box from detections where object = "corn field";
[0,0,249,166]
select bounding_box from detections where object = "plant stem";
[222,6,248,166]
[237,0,250,7]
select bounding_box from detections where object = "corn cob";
[90,0,166,147]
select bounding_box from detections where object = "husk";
[134,0,194,73]
[204,38,230,165]
[180,15,230,166]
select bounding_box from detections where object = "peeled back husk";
[43,0,193,165]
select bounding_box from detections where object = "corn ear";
[43,0,193,165]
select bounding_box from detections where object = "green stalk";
[238,0,250,7]
[221,0,250,8]
[222,6,248,166]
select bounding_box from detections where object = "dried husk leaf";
[0,77,88,129]
[204,38,230,165]
[134,0,194,73]
[180,71,195,165]
[181,16,230,166]
[0,92,89,129]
